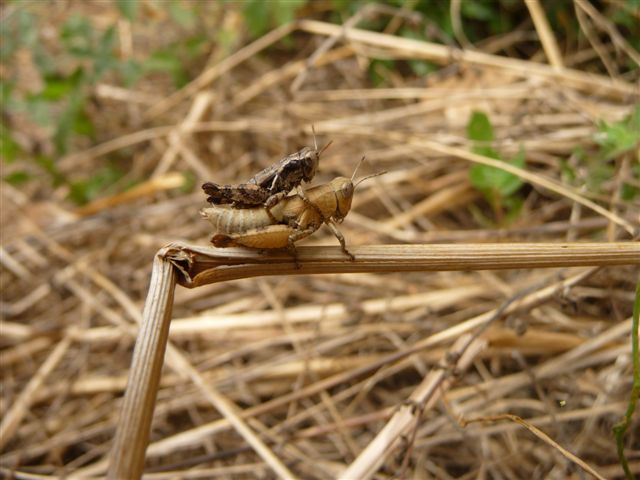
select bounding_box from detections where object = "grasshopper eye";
[342,183,353,198]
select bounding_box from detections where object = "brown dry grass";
[1,2,639,479]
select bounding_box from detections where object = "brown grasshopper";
[200,158,383,261]
[202,130,332,218]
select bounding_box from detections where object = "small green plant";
[466,111,525,225]
[243,0,306,38]
[594,105,640,200]
[0,2,214,205]
[563,105,640,200]
[612,277,640,480]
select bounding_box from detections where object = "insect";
[200,158,383,261]
[201,129,332,218]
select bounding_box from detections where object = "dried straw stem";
[108,241,639,478]
[167,242,639,287]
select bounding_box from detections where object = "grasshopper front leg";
[325,219,355,261]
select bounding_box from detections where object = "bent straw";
[108,242,639,478]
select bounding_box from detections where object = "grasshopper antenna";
[352,156,387,188]
[351,156,367,182]
[355,170,387,189]
[312,124,318,151]
[312,124,333,156]
[319,140,333,155]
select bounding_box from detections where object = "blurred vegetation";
[467,111,525,226]
[1,0,638,207]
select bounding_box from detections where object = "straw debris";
[1,2,639,479]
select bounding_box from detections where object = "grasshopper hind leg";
[295,185,323,218]
[287,227,316,269]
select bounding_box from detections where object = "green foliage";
[243,0,305,38]
[2,1,636,208]
[168,0,196,28]
[35,155,66,187]
[68,163,125,205]
[466,111,525,224]
[4,170,31,185]
[144,34,208,88]
[399,28,437,77]
[180,171,197,194]
[1,2,214,202]
[612,278,640,480]
[117,0,139,21]
[0,9,38,63]
[368,58,395,87]
[1,127,21,163]
[594,104,640,160]
[572,105,640,198]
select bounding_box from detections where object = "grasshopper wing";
[202,182,270,206]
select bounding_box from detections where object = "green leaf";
[0,9,37,62]
[35,155,65,187]
[67,163,125,205]
[33,44,57,77]
[168,0,196,28]
[559,158,576,183]
[469,151,525,199]
[180,171,195,193]
[467,111,494,142]
[612,278,640,479]
[622,183,639,201]
[73,109,95,137]
[399,28,437,76]
[61,15,95,57]
[503,195,524,224]
[244,0,270,38]
[117,59,144,86]
[24,95,53,126]
[594,104,640,158]
[144,50,188,87]
[272,0,305,26]
[94,26,117,79]
[4,170,31,185]
[368,59,395,87]
[499,147,525,196]
[184,34,208,57]
[467,111,525,202]
[243,0,303,38]
[40,77,76,101]
[408,59,435,77]
[145,51,182,72]
[1,128,21,163]
[53,71,87,154]
[462,0,494,20]
[117,0,139,21]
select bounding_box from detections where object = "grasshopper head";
[301,128,332,182]
[332,177,355,222]
[298,147,320,182]
[333,156,386,222]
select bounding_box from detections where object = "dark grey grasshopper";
[202,131,331,214]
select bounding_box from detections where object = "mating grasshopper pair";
[200,133,379,260]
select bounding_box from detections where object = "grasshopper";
[200,158,383,261]
[201,129,332,219]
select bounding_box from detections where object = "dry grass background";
[1,1,639,479]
